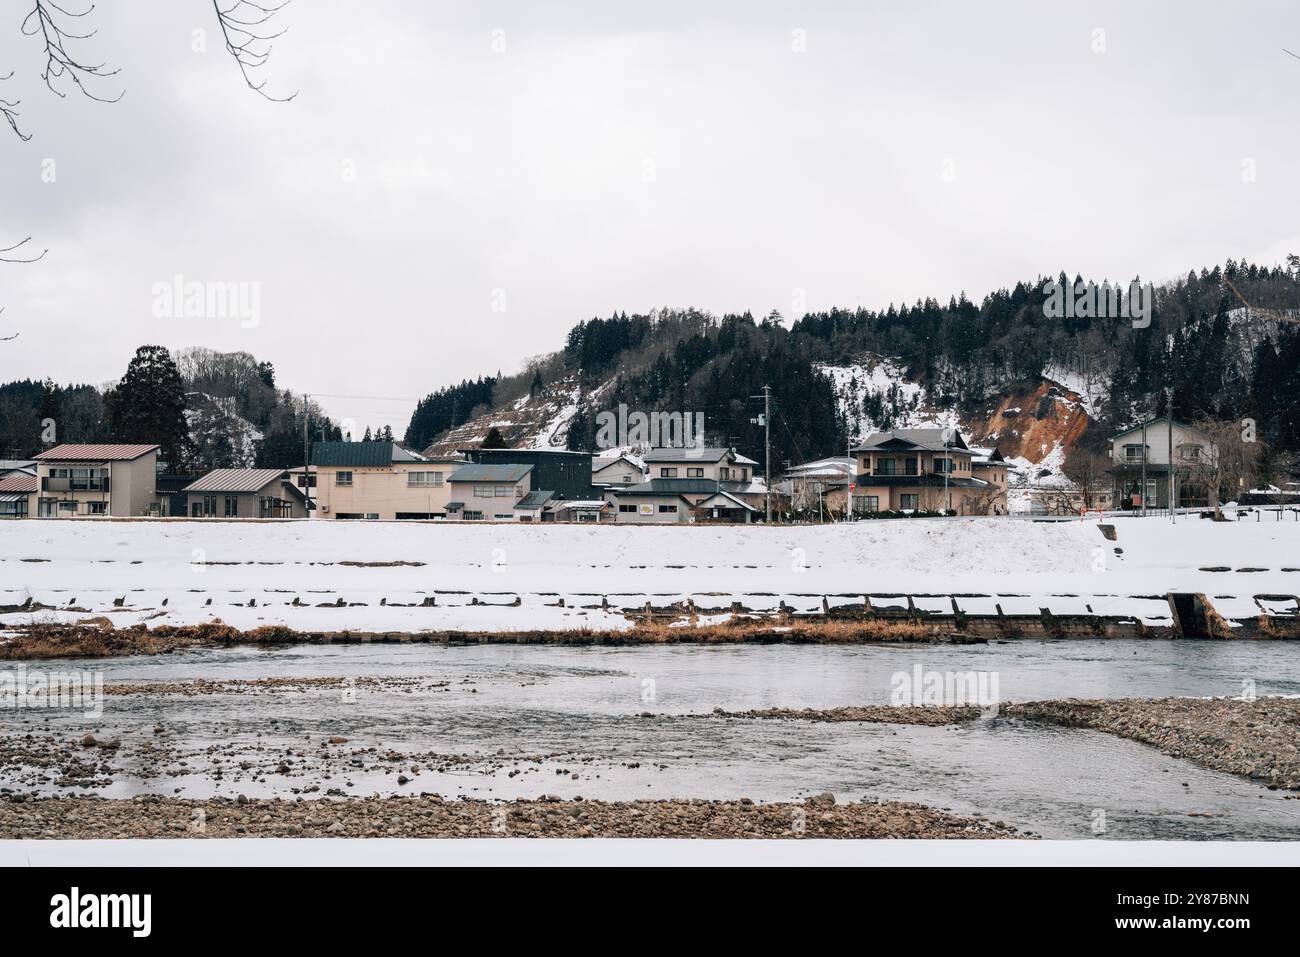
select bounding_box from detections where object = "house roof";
[557,499,608,510]
[310,441,426,467]
[448,463,533,483]
[592,454,646,474]
[642,446,733,464]
[514,489,556,510]
[852,429,971,454]
[0,459,36,472]
[183,468,288,494]
[0,493,29,504]
[1109,417,1203,440]
[34,443,159,462]
[0,473,38,493]
[696,490,757,511]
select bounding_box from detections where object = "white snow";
[1,517,1296,634]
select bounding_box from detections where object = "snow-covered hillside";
[816,354,959,442]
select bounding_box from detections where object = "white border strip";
[2,840,1298,867]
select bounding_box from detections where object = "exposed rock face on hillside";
[964,381,1092,466]
[421,378,611,457]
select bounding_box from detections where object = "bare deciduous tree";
[1061,445,1110,510]
[1184,419,1265,520]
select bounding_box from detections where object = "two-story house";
[444,463,533,521]
[32,444,160,518]
[311,441,462,520]
[606,447,764,523]
[839,429,1006,515]
[1109,417,1215,510]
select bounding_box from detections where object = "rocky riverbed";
[0,793,1018,839]
[710,704,980,725]
[1000,697,1300,791]
[727,696,1300,792]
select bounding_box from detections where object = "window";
[87,501,107,515]
[658,504,678,513]
[900,494,919,511]
[622,475,632,483]
[1122,444,1144,465]
[618,504,637,513]
[687,468,704,477]
[224,496,238,517]
[853,495,879,514]
[463,510,483,521]
[495,486,511,497]
[660,467,678,477]
[877,458,897,475]
[365,513,379,521]
[1179,445,1202,462]
[934,458,954,474]
[904,457,918,476]
[336,471,353,486]
[408,471,444,487]
[719,467,731,479]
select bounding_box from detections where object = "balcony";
[41,477,110,493]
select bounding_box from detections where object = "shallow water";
[3,641,1300,840]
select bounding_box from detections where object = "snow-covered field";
[1,517,1297,633]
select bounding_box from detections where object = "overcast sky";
[1,0,1297,431]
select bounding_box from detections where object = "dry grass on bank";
[0,616,941,660]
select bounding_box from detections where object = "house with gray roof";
[182,468,307,518]
[445,462,534,521]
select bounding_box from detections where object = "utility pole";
[751,387,772,523]
[303,394,312,513]
[763,385,771,524]
[1141,418,1147,517]
[1167,389,1175,524]
[943,429,951,515]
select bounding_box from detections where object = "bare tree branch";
[1,237,46,342]
[0,71,33,141]
[213,0,297,101]
[20,0,122,103]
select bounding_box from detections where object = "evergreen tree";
[481,426,507,449]
[104,345,191,468]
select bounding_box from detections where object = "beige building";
[833,429,1007,515]
[32,444,160,518]
[182,468,308,518]
[312,441,462,520]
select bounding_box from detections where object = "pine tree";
[104,345,191,469]
[482,426,507,449]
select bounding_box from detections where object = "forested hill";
[407,259,1300,472]
[3,259,1296,476]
